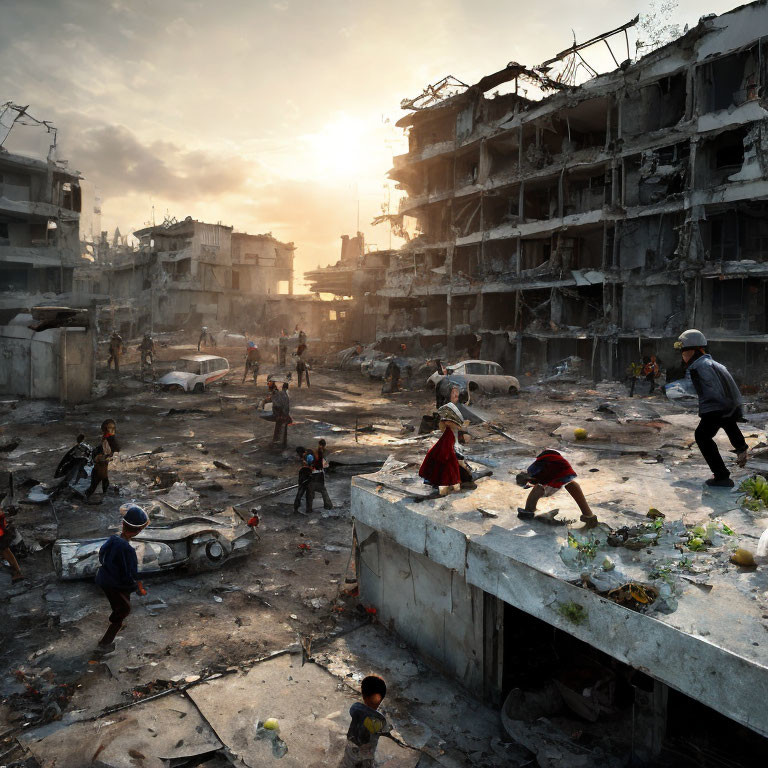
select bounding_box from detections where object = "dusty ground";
[1,347,767,767]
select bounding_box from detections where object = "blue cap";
[120,503,149,529]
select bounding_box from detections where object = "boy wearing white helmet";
[94,504,149,654]
[675,329,748,487]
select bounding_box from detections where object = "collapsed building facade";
[304,232,394,344]
[105,218,295,334]
[312,2,768,381]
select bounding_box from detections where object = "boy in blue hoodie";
[339,675,390,768]
[94,504,149,654]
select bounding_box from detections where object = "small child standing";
[516,449,598,528]
[94,504,149,654]
[339,675,390,768]
[293,446,314,514]
[309,438,334,511]
[85,418,120,503]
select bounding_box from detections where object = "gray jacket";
[686,354,742,417]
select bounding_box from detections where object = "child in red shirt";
[516,449,598,528]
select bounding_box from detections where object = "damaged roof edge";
[396,1,768,130]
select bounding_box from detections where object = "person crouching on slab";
[516,449,598,528]
[94,504,149,655]
[675,329,748,487]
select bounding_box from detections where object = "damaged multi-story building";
[315,2,768,381]
[0,146,82,317]
[0,123,96,402]
[105,218,296,333]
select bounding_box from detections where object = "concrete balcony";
[0,196,79,220]
[0,245,78,268]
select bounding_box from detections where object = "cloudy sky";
[0,0,737,285]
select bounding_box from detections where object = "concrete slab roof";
[351,426,768,737]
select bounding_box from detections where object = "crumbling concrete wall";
[0,324,94,402]
[356,520,484,693]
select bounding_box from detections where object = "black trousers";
[308,473,333,509]
[293,472,312,511]
[99,586,132,645]
[102,586,132,625]
[85,470,109,498]
[694,412,747,480]
[272,413,290,447]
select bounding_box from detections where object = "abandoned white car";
[53,515,257,580]
[158,354,230,393]
[427,360,520,395]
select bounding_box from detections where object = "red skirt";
[419,428,461,487]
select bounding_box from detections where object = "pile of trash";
[4,667,76,725]
[559,521,680,614]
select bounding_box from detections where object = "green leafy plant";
[739,476,768,511]
[557,601,587,625]
[567,532,599,564]
[650,562,675,586]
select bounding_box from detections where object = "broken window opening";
[622,74,686,137]
[482,240,516,278]
[555,284,603,327]
[450,294,477,329]
[453,244,481,279]
[409,115,455,153]
[483,191,520,230]
[706,278,767,334]
[481,292,516,330]
[453,197,483,237]
[624,142,689,206]
[486,135,520,180]
[0,264,29,291]
[425,158,453,197]
[564,171,607,215]
[523,182,559,222]
[455,149,481,188]
[520,239,552,271]
[698,44,762,113]
[696,127,749,188]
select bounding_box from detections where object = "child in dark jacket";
[293,446,314,514]
[94,504,148,654]
[339,675,390,768]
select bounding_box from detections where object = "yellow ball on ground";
[730,548,756,566]
[574,428,588,441]
[263,718,280,731]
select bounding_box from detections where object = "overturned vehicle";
[52,514,256,580]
